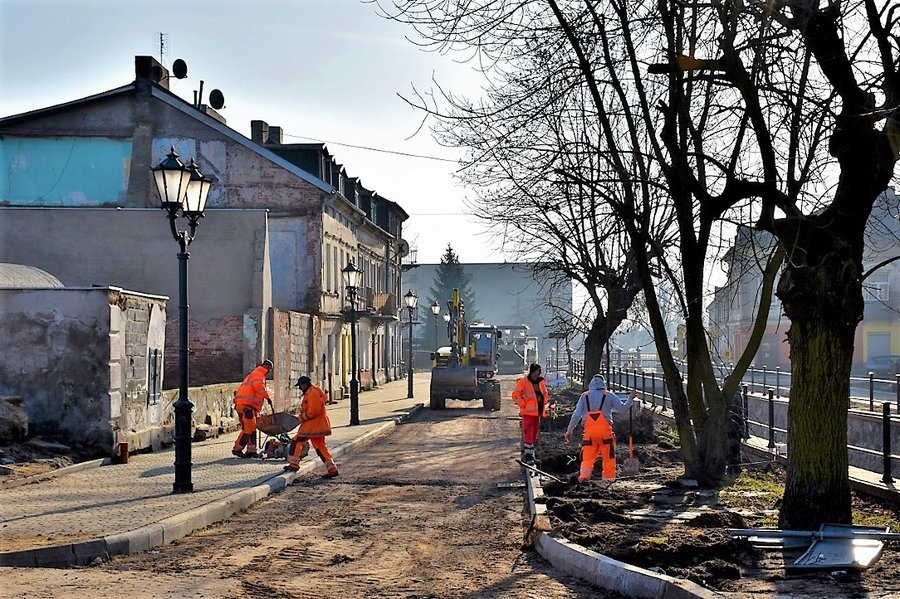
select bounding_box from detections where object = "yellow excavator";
[429,288,502,410]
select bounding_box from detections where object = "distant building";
[707,188,900,371]
[401,262,573,366]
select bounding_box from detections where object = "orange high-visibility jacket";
[298,384,332,437]
[233,365,270,411]
[511,376,549,417]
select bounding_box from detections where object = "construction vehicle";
[429,288,503,410]
[497,324,539,374]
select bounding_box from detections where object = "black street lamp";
[342,260,362,426]
[404,289,418,398]
[430,301,440,348]
[151,147,212,494]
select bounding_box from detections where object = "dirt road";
[2,376,615,599]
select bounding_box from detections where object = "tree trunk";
[582,318,607,389]
[777,234,859,529]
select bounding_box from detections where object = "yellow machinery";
[429,288,502,410]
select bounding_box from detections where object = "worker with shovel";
[232,359,275,458]
[564,374,639,483]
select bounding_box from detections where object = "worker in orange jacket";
[232,359,273,458]
[512,363,549,464]
[565,374,638,483]
[285,376,338,478]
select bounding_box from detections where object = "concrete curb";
[1,457,112,490]
[0,405,423,568]
[524,469,720,598]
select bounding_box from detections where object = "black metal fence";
[595,364,900,484]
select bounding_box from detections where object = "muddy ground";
[536,388,900,597]
[1,376,619,599]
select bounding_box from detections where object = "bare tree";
[377,0,899,519]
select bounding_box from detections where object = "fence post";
[641,370,648,406]
[869,372,876,412]
[742,384,750,439]
[775,366,781,398]
[896,373,900,413]
[883,402,894,484]
[650,372,657,408]
[768,388,776,449]
[662,375,668,411]
[750,365,755,394]
[762,365,767,394]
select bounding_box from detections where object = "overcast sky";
[0,0,501,264]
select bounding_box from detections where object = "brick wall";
[164,315,244,389]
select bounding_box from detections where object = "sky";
[0,0,501,264]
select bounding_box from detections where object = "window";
[325,244,332,292]
[148,348,163,405]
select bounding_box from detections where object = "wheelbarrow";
[256,410,299,460]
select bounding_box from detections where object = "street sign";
[548,332,567,339]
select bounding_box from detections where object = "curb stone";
[524,469,721,598]
[0,406,422,568]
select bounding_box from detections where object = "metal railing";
[606,364,899,484]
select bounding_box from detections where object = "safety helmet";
[260,359,274,370]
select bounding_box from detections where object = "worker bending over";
[564,374,638,483]
[232,359,274,458]
[285,376,339,478]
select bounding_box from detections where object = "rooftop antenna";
[155,32,169,63]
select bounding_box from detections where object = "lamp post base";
[350,378,360,426]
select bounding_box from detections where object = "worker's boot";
[523,444,535,465]
[298,441,310,460]
[283,464,299,472]
[322,459,339,478]
[232,449,244,458]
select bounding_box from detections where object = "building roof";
[0,80,334,194]
[0,263,64,288]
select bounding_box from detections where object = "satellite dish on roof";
[397,239,410,258]
[172,58,188,79]
[209,89,225,110]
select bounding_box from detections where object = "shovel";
[622,405,640,476]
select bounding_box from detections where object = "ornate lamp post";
[404,289,418,398]
[342,260,362,426]
[430,301,440,347]
[151,147,213,494]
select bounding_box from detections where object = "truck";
[496,324,539,375]
[429,288,503,411]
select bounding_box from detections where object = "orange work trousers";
[233,406,258,453]
[580,434,616,481]
[288,436,337,474]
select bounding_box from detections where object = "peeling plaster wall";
[0,207,269,387]
[0,287,166,454]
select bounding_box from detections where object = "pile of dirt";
[0,437,98,482]
[535,385,900,595]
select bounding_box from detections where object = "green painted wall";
[0,135,132,206]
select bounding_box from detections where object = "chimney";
[134,56,170,90]
[251,120,269,145]
[268,126,283,145]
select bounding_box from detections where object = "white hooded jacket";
[565,375,634,436]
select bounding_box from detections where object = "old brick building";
[0,56,409,428]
